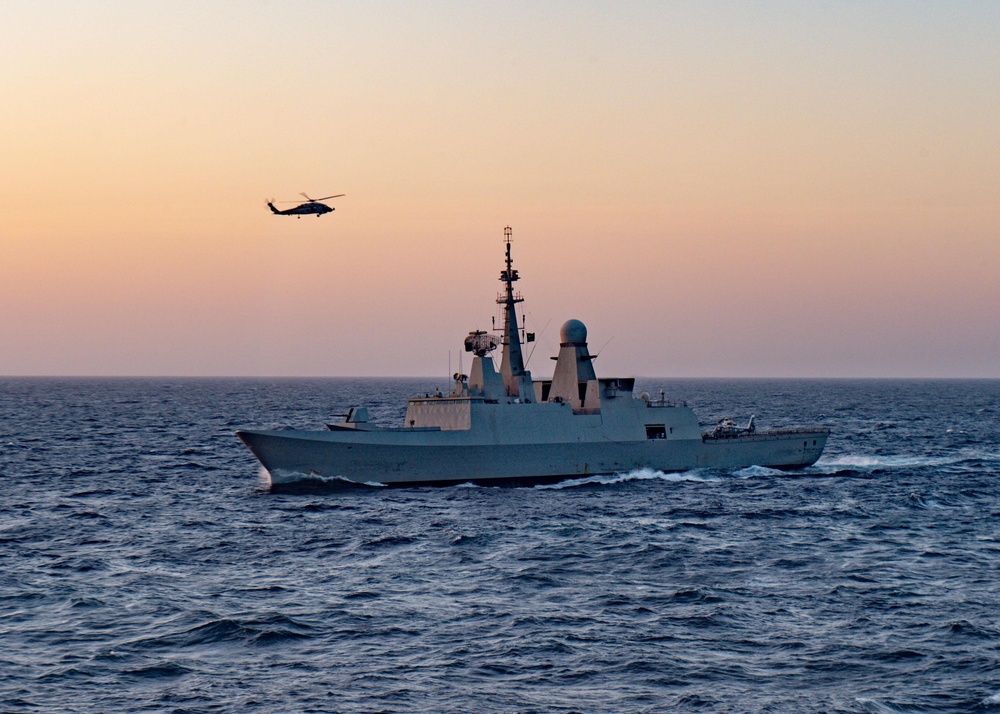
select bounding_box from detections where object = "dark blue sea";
[2,378,999,713]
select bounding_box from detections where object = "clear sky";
[2,1,998,378]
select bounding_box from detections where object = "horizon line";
[2,374,999,381]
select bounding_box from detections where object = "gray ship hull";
[237,422,828,488]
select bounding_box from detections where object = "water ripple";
[1,377,999,712]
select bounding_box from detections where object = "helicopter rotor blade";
[312,194,345,201]
[300,192,314,202]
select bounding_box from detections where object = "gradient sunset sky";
[3,1,998,378]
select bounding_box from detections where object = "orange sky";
[2,2,998,377]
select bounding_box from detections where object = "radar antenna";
[464,330,498,357]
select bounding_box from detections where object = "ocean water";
[2,377,999,713]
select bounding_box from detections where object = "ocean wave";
[819,454,948,469]
[668,587,723,604]
[363,534,418,548]
[816,448,1000,473]
[733,465,785,478]
[982,691,1000,707]
[122,661,194,679]
[126,614,317,651]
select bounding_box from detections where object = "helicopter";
[267,193,345,218]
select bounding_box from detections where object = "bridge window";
[646,425,666,439]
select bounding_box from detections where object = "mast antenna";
[497,225,528,397]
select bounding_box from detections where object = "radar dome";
[560,319,588,345]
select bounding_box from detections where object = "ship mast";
[497,226,531,399]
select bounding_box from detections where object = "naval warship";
[238,227,829,487]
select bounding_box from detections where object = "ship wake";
[534,468,722,489]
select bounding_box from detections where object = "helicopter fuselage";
[268,201,334,217]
